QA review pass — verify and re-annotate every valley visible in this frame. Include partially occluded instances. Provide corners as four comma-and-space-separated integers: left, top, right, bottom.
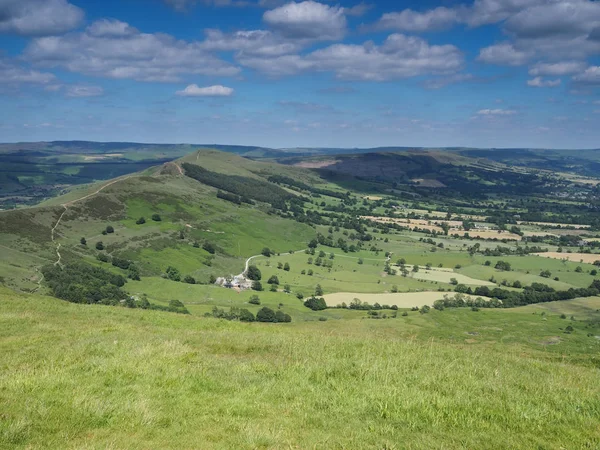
2, 145, 600, 448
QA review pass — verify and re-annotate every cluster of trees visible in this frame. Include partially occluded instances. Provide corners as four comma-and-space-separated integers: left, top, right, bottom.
433, 293, 502, 310
304, 296, 327, 311
332, 298, 400, 311
217, 190, 252, 205
208, 306, 291, 323
183, 163, 293, 208
267, 174, 349, 200
453, 282, 599, 308
42, 262, 127, 305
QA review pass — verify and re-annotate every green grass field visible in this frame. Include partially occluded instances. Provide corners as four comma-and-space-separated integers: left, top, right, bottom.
1, 288, 599, 449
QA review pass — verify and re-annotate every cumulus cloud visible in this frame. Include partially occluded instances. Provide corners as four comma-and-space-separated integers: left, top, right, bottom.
239, 34, 463, 80
0, 59, 55, 85
477, 42, 531, 66
176, 84, 234, 96
263, 1, 347, 40
376, 7, 459, 32
23, 19, 239, 82
573, 66, 600, 85
528, 61, 587, 76
527, 77, 561, 87
66, 85, 104, 97
200, 29, 302, 56
0, 0, 84, 36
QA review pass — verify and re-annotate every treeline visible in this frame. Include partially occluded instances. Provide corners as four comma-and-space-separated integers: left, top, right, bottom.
450, 282, 599, 308
268, 174, 349, 200
207, 306, 291, 323
183, 163, 293, 207
216, 190, 253, 205
42, 262, 127, 304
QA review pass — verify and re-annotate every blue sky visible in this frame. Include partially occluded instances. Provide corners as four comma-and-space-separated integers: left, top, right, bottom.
1, 0, 599, 148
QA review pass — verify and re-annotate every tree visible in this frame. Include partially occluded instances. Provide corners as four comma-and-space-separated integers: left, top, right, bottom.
267, 275, 280, 285
246, 265, 262, 281
304, 296, 327, 311
412, 265, 420, 273
391, 285, 398, 293
283, 284, 291, 293
136, 217, 146, 225
307, 269, 313, 276
315, 284, 323, 296
252, 280, 263, 291
249, 295, 261, 305
450, 278, 458, 285
358, 258, 364, 265
209, 274, 217, 284
540, 270, 552, 278
270, 283, 278, 292
80, 237, 87, 246
239, 309, 255, 322
283, 262, 290, 271
151, 213, 161, 222
495, 261, 511, 271
106, 225, 114, 234
308, 239, 318, 249
397, 258, 406, 266
96, 241, 104, 251
183, 275, 196, 284
256, 307, 276, 322
261, 247, 272, 257
575, 266, 583, 273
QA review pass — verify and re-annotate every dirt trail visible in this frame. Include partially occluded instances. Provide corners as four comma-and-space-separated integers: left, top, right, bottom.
47, 175, 134, 270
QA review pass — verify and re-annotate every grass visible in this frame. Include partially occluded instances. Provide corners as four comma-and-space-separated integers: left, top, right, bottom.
1, 288, 599, 449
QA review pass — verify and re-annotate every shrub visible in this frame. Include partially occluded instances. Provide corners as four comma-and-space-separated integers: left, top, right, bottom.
203, 242, 216, 254
402, 311, 408, 316
419, 305, 431, 314
296, 292, 304, 300
252, 280, 263, 291
256, 307, 276, 322
151, 214, 161, 222
540, 270, 552, 278
239, 309, 255, 322
96, 241, 104, 251
283, 284, 291, 293
307, 269, 313, 276
261, 247, 272, 257
80, 237, 86, 246
136, 217, 146, 225
267, 275, 279, 285
184, 275, 196, 284
283, 262, 290, 271
97, 253, 109, 263
275, 310, 292, 323
315, 284, 323, 296
249, 295, 261, 305
270, 283, 278, 292
106, 225, 114, 234
165, 266, 181, 282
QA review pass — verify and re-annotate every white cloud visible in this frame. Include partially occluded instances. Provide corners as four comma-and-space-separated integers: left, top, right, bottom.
0, 59, 55, 85
24, 20, 239, 82
527, 77, 561, 87
376, 7, 459, 32
0, 0, 84, 36
573, 66, 600, 85
239, 34, 463, 80
477, 42, 531, 66
477, 109, 517, 115
200, 29, 302, 56
529, 61, 587, 76
176, 84, 234, 96
66, 85, 104, 97
263, 1, 347, 40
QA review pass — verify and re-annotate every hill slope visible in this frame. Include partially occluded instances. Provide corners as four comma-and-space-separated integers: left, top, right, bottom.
1, 287, 599, 449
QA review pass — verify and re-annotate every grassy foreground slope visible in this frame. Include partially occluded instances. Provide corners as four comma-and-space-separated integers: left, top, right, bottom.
1, 288, 599, 449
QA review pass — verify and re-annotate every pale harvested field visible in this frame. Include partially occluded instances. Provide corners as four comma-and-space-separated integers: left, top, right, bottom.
518, 221, 590, 229
294, 160, 337, 169
406, 209, 487, 221
410, 271, 495, 286
324, 291, 473, 308
412, 178, 447, 188
363, 196, 383, 201
533, 252, 600, 264
464, 230, 521, 240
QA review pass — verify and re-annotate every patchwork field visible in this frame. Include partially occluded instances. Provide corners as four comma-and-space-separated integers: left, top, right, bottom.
534, 252, 600, 264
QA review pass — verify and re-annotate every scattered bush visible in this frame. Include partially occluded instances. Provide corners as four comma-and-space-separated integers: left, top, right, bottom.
136, 217, 146, 225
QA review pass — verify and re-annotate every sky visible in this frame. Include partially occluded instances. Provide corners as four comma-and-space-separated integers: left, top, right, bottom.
0, 0, 599, 149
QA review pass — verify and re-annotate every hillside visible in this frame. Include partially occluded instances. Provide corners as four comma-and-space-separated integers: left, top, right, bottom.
1, 287, 599, 449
